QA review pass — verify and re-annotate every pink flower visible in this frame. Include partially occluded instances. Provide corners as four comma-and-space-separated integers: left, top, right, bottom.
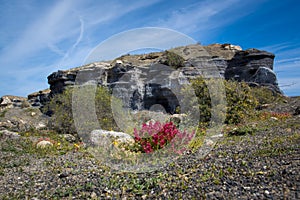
133, 121, 194, 154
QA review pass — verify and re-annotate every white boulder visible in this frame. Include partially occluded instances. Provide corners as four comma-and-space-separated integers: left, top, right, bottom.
90, 129, 134, 146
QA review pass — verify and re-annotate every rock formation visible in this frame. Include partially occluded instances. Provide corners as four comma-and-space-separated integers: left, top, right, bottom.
44, 44, 281, 114
0, 43, 282, 120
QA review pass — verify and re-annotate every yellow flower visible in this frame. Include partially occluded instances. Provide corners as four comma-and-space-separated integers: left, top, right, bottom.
113, 141, 118, 146
57, 142, 61, 146
74, 143, 80, 149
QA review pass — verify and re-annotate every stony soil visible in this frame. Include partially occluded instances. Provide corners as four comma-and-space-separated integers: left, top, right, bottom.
0, 98, 299, 199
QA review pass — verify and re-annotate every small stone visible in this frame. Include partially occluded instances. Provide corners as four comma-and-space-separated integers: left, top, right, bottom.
205, 139, 214, 146
91, 192, 97, 199
36, 122, 46, 129
244, 186, 251, 190
58, 173, 68, 178
61, 134, 77, 142
36, 140, 53, 148
270, 117, 278, 121
211, 134, 223, 138
263, 166, 267, 170
265, 190, 270, 195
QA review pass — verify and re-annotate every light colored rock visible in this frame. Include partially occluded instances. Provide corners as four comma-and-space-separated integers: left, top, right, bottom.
222, 44, 242, 51
205, 139, 215, 146
90, 129, 134, 146
0, 121, 13, 130
0, 96, 12, 106
211, 133, 223, 138
116, 60, 123, 64
35, 122, 47, 129
61, 134, 77, 142
0, 95, 28, 109
0, 130, 20, 139
270, 117, 278, 121
36, 140, 53, 148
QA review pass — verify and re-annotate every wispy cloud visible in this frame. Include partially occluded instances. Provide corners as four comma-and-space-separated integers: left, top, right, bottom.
277, 77, 300, 96
263, 42, 300, 96
0, 0, 162, 96
0, 0, 79, 66
152, 0, 268, 37
0, 0, 162, 67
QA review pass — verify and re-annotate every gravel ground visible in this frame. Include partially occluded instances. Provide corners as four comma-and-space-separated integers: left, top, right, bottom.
0, 112, 299, 199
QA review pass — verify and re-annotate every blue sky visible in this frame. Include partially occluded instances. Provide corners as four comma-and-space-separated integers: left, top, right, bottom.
0, 0, 299, 97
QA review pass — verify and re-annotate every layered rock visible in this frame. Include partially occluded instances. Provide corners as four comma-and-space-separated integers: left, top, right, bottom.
45, 44, 281, 113
27, 89, 51, 107
0, 95, 29, 110
224, 48, 279, 92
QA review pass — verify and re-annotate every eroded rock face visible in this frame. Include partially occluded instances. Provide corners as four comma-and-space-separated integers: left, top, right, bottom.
225, 49, 275, 82
45, 44, 281, 114
27, 89, 51, 107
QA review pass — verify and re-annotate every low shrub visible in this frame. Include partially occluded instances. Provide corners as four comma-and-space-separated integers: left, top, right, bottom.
250, 86, 284, 105
162, 50, 185, 69
224, 124, 258, 136
258, 111, 292, 121
133, 121, 194, 154
191, 77, 258, 125
43, 86, 120, 136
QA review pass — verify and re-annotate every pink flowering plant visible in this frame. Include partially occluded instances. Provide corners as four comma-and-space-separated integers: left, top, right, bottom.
133, 121, 195, 154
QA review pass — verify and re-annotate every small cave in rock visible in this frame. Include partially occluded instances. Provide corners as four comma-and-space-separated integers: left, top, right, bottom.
143, 84, 180, 114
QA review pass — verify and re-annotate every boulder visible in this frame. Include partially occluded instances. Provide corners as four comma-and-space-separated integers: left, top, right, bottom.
252, 67, 278, 85
60, 134, 77, 142
90, 129, 134, 146
36, 140, 53, 148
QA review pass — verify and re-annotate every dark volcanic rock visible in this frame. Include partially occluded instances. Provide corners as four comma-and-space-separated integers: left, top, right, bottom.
252, 67, 277, 85
45, 44, 281, 112
225, 48, 275, 82
27, 89, 51, 107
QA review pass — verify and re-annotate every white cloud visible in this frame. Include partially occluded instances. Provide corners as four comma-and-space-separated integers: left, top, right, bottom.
152, 0, 267, 37
0, 0, 163, 97
0, 0, 79, 66
0, 0, 162, 67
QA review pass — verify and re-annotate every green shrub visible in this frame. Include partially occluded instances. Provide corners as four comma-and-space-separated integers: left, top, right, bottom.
225, 124, 258, 136
43, 86, 121, 136
224, 80, 258, 124
191, 77, 258, 125
163, 50, 185, 69
250, 86, 284, 105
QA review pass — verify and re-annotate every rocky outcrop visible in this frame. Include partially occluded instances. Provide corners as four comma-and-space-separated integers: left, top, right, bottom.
27, 89, 51, 107
44, 44, 281, 113
0, 107, 48, 132
0, 95, 29, 110
225, 48, 275, 80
